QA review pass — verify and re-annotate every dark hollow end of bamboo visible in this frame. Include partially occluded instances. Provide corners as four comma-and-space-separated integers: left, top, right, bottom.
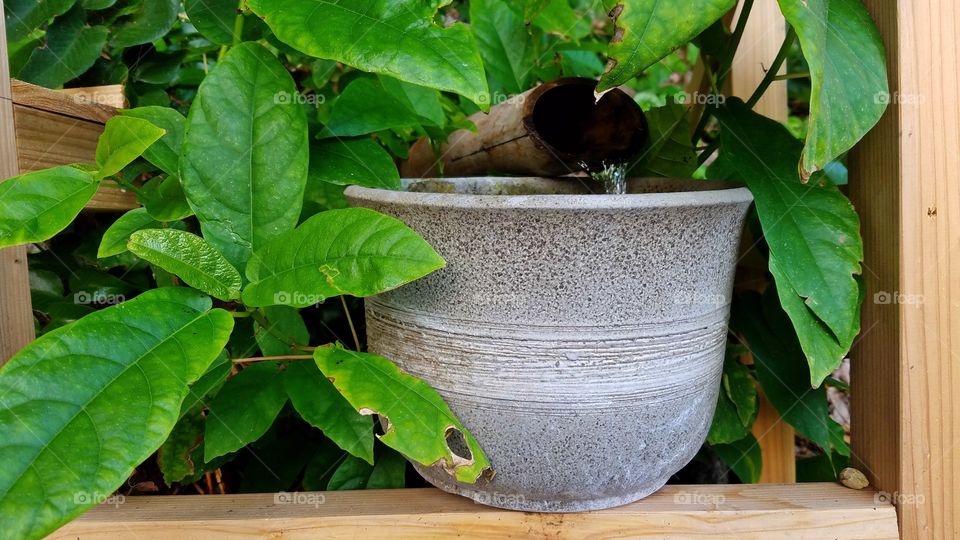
401, 78, 648, 178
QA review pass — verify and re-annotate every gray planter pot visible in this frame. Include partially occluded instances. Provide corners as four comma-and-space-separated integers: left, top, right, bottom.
345, 177, 752, 512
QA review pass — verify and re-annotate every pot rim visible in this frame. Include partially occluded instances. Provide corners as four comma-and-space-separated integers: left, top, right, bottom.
345, 177, 753, 210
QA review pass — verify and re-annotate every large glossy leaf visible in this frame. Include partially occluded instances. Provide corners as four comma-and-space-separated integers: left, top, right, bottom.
16, 5, 108, 88
712, 99, 862, 386
308, 138, 401, 191
314, 344, 492, 483
203, 362, 288, 461
128, 229, 242, 301
121, 106, 185, 178
4, 0, 75, 41
181, 42, 308, 270
97, 208, 161, 258
0, 165, 99, 248
284, 360, 374, 464
95, 116, 166, 179
598, 0, 735, 91
247, 0, 489, 105
470, 0, 535, 95
243, 208, 445, 308
778, 0, 888, 174
109, 0, 179, 47
0, 288, 233, 540
732, 289, 839, 458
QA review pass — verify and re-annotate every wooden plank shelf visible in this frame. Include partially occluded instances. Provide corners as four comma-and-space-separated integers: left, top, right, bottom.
49, 484, 898, 539
9, 79, 138, 212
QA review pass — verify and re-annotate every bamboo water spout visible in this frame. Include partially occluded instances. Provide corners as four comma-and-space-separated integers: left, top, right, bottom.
401, 78, 647, 178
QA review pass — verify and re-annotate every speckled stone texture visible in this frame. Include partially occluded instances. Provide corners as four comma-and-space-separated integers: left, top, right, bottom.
346, 178, 753, 512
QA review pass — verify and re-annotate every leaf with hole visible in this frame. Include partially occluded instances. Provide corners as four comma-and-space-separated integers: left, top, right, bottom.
0, 288, 233, 540
243, 208, 445, 308
314, 344, 491, 483
128, 229, 242, 301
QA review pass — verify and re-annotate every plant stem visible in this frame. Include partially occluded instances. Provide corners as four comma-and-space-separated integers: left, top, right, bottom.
774, 72, 809, 81
216, 0, 246, 62
232, 354, 313, 364
716, 0, 754, 91
340, 296, 361, 351
746, 27, 797, 108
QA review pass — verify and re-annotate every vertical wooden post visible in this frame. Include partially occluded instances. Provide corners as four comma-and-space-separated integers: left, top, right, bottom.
849, 1, 960, 538
0, 5, 37, 364
728, 0, 796, 484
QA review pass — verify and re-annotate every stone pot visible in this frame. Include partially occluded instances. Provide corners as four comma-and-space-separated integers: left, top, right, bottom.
345, 177, 753, 512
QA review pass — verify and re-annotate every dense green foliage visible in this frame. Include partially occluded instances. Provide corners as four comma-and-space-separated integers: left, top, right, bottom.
1, 0, 887, 536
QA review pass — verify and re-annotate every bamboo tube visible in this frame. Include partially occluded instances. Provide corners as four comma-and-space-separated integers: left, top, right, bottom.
402, 78, 647, 178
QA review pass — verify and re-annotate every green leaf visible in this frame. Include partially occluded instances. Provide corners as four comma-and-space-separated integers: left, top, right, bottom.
324, 446, 406, 490
302, 441, 348, 490
97, 208, 161, 258
284, 360, 374, 464
712, 98, 863, 386
109, 0, 179, 47
712, 433, 762, 483
248, 0, 489, 105
314, 344, 492, 483
158, 406, 205, 485
181, 42, 308, 270
95, 116, 166, 179
0, 288, 233, 540
322, 78, 429, 137
254, 306, 309, 357
732, 289, 841, 458
238, 430, 317, 493
183, 0, 233, 44
598, 0, 735, 91
630, 97, 697, 177
532, 0, 593, 41
179, 350, 231, 418
243, 208, 445, 308
706, 387, 749, 445
308, 138, 401, 191
4, 0, 75, 42
120, 106, 185, 178
0, 165, 99, 248
327, 454, 374, 490
777, 0, 888, 174
203, 362, 288, 461
15, 5, 108, 88
470, 0, 535, 95
723, 356, 757, 427
137, 175, 194, 221
367, 448, 407, 489
128, 229, 242, 301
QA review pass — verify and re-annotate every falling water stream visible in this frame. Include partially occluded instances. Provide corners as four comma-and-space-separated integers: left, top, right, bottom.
578, 160, 629, 195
